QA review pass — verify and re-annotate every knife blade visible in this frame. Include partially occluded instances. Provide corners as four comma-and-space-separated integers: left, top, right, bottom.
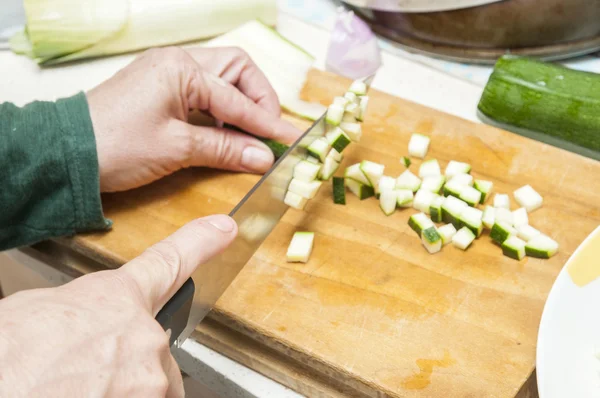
156, 75, 374, 347
342, 0, 504, 13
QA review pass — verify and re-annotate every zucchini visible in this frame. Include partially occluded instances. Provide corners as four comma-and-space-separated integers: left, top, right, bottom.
490, 221, 517, 244
400, 156, 411, 168
421, 175, 445, 194
396, 189, 414, 208
525, 235, 559, 258
502, 236, 526, 260
319, 157, 340, 181
413, 189, 439, 214
419, 159, 441, 178
326, 104, 345, 126
493, 193, 510, 209
408, 133, 430, 159
421, 226, 442, 254
284, 191, 307, 210
345, 178, 374, 200
516, 224, 541, 241
429, 196, 444, 223
345, 163, 371, 186
356, 96, 369, 122
408, 212, 434, 236
473, 180, 493, 204
445, 161, 471, 178
288, 178, 322, 199
307, 137, 331, 162
325, 128, 351, 153
437, 224, 457, 245
478, 55, 600, 160
379, 189, 397, 216
332, 177, 346, 205
293, 160, 321, 182
286, 232, 315, 263
459, 186, 482, 207
452, 227, 475, 250
512, 207, 529, 227
396, 170, 421, 192
514, 185, 543, 213
459, 206, 483, 237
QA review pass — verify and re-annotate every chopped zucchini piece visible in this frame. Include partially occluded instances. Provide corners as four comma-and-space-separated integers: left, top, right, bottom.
482, 206, 496, 229
525, 235, 559, 258
419, 159, 441, 178
348, 80, 367, 96
438, 224, 457, 245
408, 133, 430, 159
319, 157, 340, 181
396, 189, 414, 207
333, 96, 350, 108
413, 189, 439, 214
286, 232, 315, 263
284, 191, 308, 210
421, 226, 443, 254
421, 175, 446, 193
307, 137, 331, 162
444, 161, 471, 178
325, 127, 351, 153
356, 96, 369, 122
512, 207, 529, 227
502, 236, 527, 260
345, 163, 371, 186
333, 177, 346, 205
360, 161, 385, 193
305, 156, 320, 164
493, 193, 510, 209
443, 180, 466, 198
327, 148, 343, 162
459, 186, 483, 207
339, 122, 362, 142
408, 212, 434, 236
516, 224, 541, 241
345, 101, 359, 117
288, 178, 322, 199
344, 91, 358, 103
473, 179, 493, 204
490, 221, 517, 244
378, 176, 396, 198
514, 185, 543, 212
494, 207, 514, 225
379, 189, 397, 216
396, 170, 422, 192
441, 195, 468, 228
326, 104, 345, 126
342, 113, 357, 123
400, 156, 411, 168
345, 178, 374, 200
293, 160, 321, 182
452, 227, 476, 250
459, 206, 483, 237
429, 195, 444, 222
449, 173, 474, 186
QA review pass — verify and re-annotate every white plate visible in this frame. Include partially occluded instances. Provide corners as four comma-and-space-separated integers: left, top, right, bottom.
537, 226, 600, 398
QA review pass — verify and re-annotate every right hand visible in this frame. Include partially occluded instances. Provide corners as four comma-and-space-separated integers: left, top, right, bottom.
0, 214, 237, 397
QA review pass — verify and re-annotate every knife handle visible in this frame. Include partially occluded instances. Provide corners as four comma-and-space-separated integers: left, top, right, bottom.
155, 277, 195, 346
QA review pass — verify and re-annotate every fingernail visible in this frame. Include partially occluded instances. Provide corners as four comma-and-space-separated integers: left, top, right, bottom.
206, 215, 235, 233
241, 146, 273, 172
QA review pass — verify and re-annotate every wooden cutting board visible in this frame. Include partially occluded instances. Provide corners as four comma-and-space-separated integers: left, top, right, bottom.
61, 69, 600, 397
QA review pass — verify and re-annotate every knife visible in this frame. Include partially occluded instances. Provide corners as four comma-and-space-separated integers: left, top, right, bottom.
156, 75, 374, 347
341, 0, 504, 13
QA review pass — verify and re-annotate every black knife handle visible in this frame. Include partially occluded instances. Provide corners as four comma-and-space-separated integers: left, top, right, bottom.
155, 277, 195, 346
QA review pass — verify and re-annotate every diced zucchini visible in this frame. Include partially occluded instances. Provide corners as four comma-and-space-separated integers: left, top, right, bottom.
419, 159, 441, 178
356, 96, 369, 122
360, 161, 385, 193
379, 189, 397, 216
345, 101, 359, 116
493, 193, 510, 209
482, 206, 495, 229
396, 170, 422, 192
421, 175, 446, 193
449, 173, 474, 186
348, 80, 367, 96
514, 185, 543, 212
421, 226, 443, 254
400, 156, 411, 168
378, 176, 396, 198
438, 224, 457, 245
345, 163, 371, 186
516, 224, 541, 241
408, 212, 434, 236
326, 104, 345, 126
490, 221, 517, 244
413, 189, 439, 214
293, 160, 321, 182
342, 113, 357, 123
441, 195, 469, 228
444, 160, 471, 178
345, 178, 374, 200
459, 186, 483, 207
305, 155, 320, 164
452, 227, 476, 250
284, 191, 308, 210
396, 189, 414, 207
443, 180, 466, 198
319, 157, 340, 181
494, 207, 513, 225
325, 127, 351, 153
332, 96, 350, 108
473, 179, 493, 204
512, 207, 529, 227
429, 196, 444, 222
286, 232, 315, 263
459, 206, 483, 237
344, 91, 358, 103
501, 236, 526, 260
339, 122, 362, 142
307, 137, 331, 162
288, 178, 322, 199
408, 133, 430, 159
327, 148, 343, 162
332, 177, 345, 205
525, 235, 559, 258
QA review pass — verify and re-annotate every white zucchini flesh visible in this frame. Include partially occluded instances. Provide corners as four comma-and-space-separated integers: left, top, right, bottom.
396, 170, 422, 192
379, 189, 397, 216
516, 224, 541, 241
333, 96, 350, 107
421, 227, 442, 254
360, 161, 385, 192
437, 224, 457, 245
452, 227, 476, 250
342, 113, 357, 123
459, 206, 483, 237
356, 96, 369, 122
449, 173, 474, 186
284, 191, 308, 210
459, 186, 482, 207
482, 206, 496, 229
345, 163, 371, 186
344, 91, 358, 103
420, 176, 445, 193
514, 185, 543, 212
345, 102, 359, 115
512, 207, 529, 227
525, 235, 559, 258
378, 176, 396, 195
327, 147, 343, 162
348, 80, 367, 96
286, 232, 315, 263
419, 159, 441, 178
396, 189, 414, 207
502, 236, 527, 260
293, 160, 322, 182
444, 161, 471, 178
339, 122, 362, 142
319, 157, 339, 180
326, 104, 345, 126
413, 189, 439, 214
443, 180, 466, 197
307, 137, 331, 162
408, 212, 434, 236
494, 207, 514, 226
408, 133, 430, 159
473, 179, 493, 204
345, 178, 373, 200
288, 178, 322, 199
493, 193, 510, 209
305, 156, 320, 164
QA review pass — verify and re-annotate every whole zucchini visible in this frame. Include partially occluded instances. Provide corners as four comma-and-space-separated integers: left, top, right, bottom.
478, 55, 600, 159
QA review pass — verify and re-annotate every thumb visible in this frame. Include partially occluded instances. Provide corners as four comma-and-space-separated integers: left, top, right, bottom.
118, 215, 237, 314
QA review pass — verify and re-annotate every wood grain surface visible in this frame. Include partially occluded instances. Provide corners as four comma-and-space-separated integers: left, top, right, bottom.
60, 69, 600, 397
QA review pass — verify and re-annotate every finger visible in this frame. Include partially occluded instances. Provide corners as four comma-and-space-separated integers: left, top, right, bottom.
177, 120, 274, 173
164, 354, 184, 398
118, 215, 237, 314
186, 68, 302, 145
186, 47, 281, 116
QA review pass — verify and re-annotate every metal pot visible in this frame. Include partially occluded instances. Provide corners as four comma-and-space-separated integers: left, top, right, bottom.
343, 0, 600, 63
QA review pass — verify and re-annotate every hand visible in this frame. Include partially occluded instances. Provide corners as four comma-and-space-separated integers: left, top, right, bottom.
0, 214, 237, 397
87, 47, 302, 193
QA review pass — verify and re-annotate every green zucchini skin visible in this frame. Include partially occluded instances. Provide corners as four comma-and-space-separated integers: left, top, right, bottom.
224, 123, 289, 159
478, 55, 600, 155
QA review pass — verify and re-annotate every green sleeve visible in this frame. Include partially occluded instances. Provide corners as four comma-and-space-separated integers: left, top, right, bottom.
0, 92, 111, 251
